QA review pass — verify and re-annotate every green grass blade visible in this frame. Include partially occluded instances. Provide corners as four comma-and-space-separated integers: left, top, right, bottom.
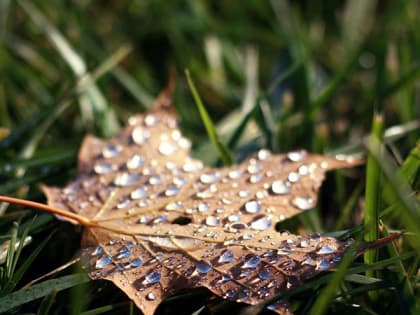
364, 113, 384, 275
185, 69, 233, 165
0, 273, 90, 313
37, 288, 57, 315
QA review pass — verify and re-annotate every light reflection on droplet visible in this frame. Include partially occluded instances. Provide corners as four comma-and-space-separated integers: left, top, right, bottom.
205, 215, 220, 227
244, 200, 261, 214
218, 250, 234, 263
96, 255, 112, 269
271, 180, 291, 195
131, 187, 148, 199
143, 270, 161, 284
114, 172, 140, 187
292, 196, 314, 210
250, 216, 272, 231
242, 254, 261, 269
195, 260, 212, 274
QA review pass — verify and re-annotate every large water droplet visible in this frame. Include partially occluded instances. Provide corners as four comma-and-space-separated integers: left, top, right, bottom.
102, 144, 122, 158
238, 190, 250, 198
287, 150, 307, 162
205, 215, 220, 227
316, 260, 330, 271
91, 246, 103, 256
242, 254, 261, 269
149, 175, 162, 185
182, 160, 203, 172
258, 268, 271, 280
143, 270, 161, 284
117, 248, 131, 259
292, 196, 314, 210
126, 154, 145, 169
228, 169, 243, 179
198, 203, 211, 212
96, 255, 112, 269
224, 289, 235, 299
114, 172, 140, 187
94, 162, 114, 174
117, 199, 131, 209
227, 214, 240, 222
165, 186, 180, 197
271, 180, 291, 195
131, 187, 148, 200
132, 126, 151, 145
144, 114, 157, 126
165, 201, 183, 211
244, 200, 261, 214
195, 261, 212, 274
288, 172, 300, 183
257, 149, 271, 160
250, 216, 272, 231
200, 172, 220, 184
317, 245, 336, 254
173, 177, 187, 187
247, 162, 262, 174
218, 250, 234, 263
158, 142, 178, 156
130, 258, 143, 268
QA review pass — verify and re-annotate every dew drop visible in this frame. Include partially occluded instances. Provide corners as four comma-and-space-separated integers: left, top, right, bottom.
250, 216, 272, 231
258, 268, 271, 280
149, 175, 162, 185
96, 255, 112, 269
165, 201, 183, 211
302, 257, 313, 265
316, 260, 330, 271
117, 199, 131, 209
173, 177, 187, 187
117, 248, 131, 259
158, 141, 178, 156
132, 126, 151, 145
143, 270, 161, 284
238, 190, 251, 198
244, 200, 261, 214
218, 250, 234, 263
131, 187, 148, 199
102, 144, 122, 158
200, 172, 220, 184
146, 292, 156, 301
242, 254, 261, 269
317, 245, 336, 254
228, 169, 243, 179
195, 260, 212, 274
198, 203, 211, 212
257, 149, 271, 160
300, 240, 310, 248
247, 162, 262, 174
205, 215, 220, 227
114, 172, 140, 187
165, 186, 180, 197
94, 162, 114, 174
144, 114, 157, 126
227, 214, 240, 222
298, 164, 309, 175
91, 246, 103, 256
242, 233, 253, 240
271, 180, 291, 195
182, 160, 203, 172
152, 216, 167, 224
127, 154, 145, 169
287, 171, 300, 183
287, 150, 307, 162
249, 173, 263, 183
224, 289, 235, 299
292, 196, 314, 210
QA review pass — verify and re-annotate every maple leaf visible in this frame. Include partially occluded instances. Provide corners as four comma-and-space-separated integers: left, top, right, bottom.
0, 87, 398, 315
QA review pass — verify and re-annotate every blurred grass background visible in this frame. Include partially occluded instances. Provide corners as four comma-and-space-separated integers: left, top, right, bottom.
0, 1, 419, 314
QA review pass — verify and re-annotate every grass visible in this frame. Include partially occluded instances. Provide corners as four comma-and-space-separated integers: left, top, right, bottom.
0, 1, 419, 314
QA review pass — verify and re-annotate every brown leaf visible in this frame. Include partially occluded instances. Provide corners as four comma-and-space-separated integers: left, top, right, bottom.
38, 88, 381, 315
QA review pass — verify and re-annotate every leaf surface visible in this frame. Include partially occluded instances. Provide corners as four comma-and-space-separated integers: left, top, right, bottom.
40, 88, 376, 315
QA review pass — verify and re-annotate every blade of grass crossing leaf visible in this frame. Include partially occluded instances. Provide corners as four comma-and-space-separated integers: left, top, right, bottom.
0, 274, 90, 313
37, 289, 57, 315
185, 69, 233, 165
308, 242, 358, 315
364, 113, 384, 278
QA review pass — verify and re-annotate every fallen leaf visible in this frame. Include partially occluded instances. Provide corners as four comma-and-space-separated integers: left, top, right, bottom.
0, 86, 397, 314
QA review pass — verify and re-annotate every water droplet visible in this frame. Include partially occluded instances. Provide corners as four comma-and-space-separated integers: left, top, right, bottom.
96, 255, 112, 269
302, 257, 313, 265
238, 190, 250, 198
247, 162, 262, 174
198, 203, 211, 212
195, 261, 212, 274
117, 248, 131, 259
165, 201, 183, 211
287, 150, 307, 162
200, 172, 220, 184
317, 245, 336, 254
249, 173, 263, 183
236, 290, 249, 302
102, 144, 122, 158
131, 187, 148, 199
114, 172, 140, 187
146, 292, 156, 300
292, 196, 314, 210
143, 270, 161, 284
224, 289, 235, 299
271, 180, 291, 195
257, 149, 271, 160
250, 216, 272, 231
144, 114, 157, 126
94, 162, 114, 174
287, 172, 300, 183
149, 175, 162, 185
300, 240, 310, 248
126, 241, 136, 248
158, 142, 178, 156
117, 199, 131, 209
91, 246, 103, 256
165, 186, 180, 197
244, 200, 261, 214
242, 233, 253, 240
316, 260, 330, 270
173, 177, 187, 187
205, 215, 220, 227
228, 169, 243, 179
298, 164, 309, 175
132, 127, 151, 145
258, 268, 271, 280
242, 254, 261, 269
227, 222, 248, 233
218, 250, 234, 263
127, 154, 145, 169
182, 160, 203, 172
227, 214, 240, 222
152, 216, 167, 224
